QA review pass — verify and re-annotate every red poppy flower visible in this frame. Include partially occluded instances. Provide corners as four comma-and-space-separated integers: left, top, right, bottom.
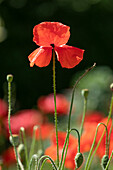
28, 22, 84, 68
45, 131, 77, 170
37, 93, 70, 115
0, 99, 8, 118
4, 109, 43, 135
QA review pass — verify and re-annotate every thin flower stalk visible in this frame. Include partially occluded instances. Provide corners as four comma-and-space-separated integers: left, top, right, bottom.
29, 126, 38, 161
61, 128, 80, 170
29, 154, 38, 170
20, 127, 29, 169
59, 63, 96, 169
108, 119, 113, 154
105, 151, 113, 170
85, 123, 108, 170
37, 155, 57, 170
53, 48, 59, 167
86, 93, 113, 169
80, 90, 88, 137
7, 75, 20, 170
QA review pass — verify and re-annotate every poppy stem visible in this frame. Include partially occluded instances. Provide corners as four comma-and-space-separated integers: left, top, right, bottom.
84, 123, 108, 170
86, 92, 113, 169
52, 49, 59, 167
29, 125, 38, 161
80, 89, 89, 137
7, 74, 20, 170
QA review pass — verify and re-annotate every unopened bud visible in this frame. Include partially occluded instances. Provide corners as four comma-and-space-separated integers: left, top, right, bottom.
110, 83, 113, 92
81, 89, 89, 100
7, 74, 13, 82
75, 152, 83, 168
37, 149, 44, 157
101, 155, 109, 170
9, 134, 19, 147
17, 144, 25, 157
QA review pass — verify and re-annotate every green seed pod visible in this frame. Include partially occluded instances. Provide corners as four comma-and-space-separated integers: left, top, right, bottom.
101, 155, 109, 170
9, 134, 19, 147
81, 89, 89, 100
7, 74, 13, 82
75, 152, 83, 168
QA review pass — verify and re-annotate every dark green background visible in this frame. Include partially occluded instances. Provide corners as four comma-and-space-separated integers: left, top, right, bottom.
0, 0, 113, 109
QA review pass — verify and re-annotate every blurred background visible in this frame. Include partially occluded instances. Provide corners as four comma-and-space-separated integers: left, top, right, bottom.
0, 0, 113, 110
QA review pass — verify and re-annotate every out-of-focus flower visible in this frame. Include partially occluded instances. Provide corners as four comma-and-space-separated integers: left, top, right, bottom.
2, 147, 16, 167
80, 122, 97, 153
37, 94, 70, 115
28, 22, 84, 68
29, 123, 54, 140
4, 109, 43, 135
45, 131, 77, 170
83, 111, 104, 124
96, 117, 112, 158
0, 99, 8, 118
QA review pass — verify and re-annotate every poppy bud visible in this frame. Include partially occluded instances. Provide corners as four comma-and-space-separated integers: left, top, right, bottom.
17, 144, 25, 160
110, 83, 113, 92
81, 89, 89, 100
101, 155, 109, 170
7, 74, 13, 82
75, 152, 83, 168
37, 149, 44, 157
9, 134, 19, 147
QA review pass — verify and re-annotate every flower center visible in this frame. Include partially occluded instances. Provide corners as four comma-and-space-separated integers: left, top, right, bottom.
50, 44, 55, 48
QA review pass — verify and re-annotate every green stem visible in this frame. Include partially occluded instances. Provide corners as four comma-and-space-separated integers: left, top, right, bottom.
59, 63, 96, 170
29, 126, 38, 161
29, 154, 38, 170
37, 155, 57, 170
53, 49, 59, 167
40, 158, 48, 170
108, 119, 113, 155
85, 123, 108, 170
80, 97, 87, 137
59, 132, 69, 170
70, 128, 80, 153
86, 93, 113, 169
20, 127, 29, 169
61, 129, 80, 170
7, 75, 20, 170
105, 151, 113, 170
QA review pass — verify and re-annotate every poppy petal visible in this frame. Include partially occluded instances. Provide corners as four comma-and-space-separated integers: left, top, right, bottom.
55, 45, 84, 68
33, 22, 70, 47
28, 46, 52, 67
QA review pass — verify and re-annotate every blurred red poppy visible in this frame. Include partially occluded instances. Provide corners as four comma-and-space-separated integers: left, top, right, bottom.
28, 22, 84, 68
4, 109, 43, 135
2, 147, 16, 167
80, 122, 97, 153
96, 117, 113, 158
83, 111, 104, 124
37, 93, 70, 115
29, 123, 54, 140
45, 131, 77, 170
0, 99, 8, 118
